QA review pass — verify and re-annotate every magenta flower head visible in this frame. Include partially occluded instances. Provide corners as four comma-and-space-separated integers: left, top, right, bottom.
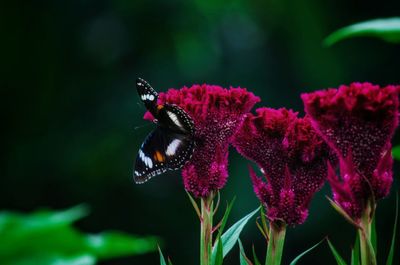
233, 108, 332, 226
302, 83, 399, 220
144, 84, 260, 197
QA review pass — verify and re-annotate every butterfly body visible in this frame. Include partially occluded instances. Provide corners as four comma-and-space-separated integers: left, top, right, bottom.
134, 78, 195, 184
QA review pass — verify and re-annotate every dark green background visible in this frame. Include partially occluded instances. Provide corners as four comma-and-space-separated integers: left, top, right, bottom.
1, 1, 399, 264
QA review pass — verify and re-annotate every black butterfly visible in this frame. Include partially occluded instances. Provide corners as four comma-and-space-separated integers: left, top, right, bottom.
133, 78, 196, 184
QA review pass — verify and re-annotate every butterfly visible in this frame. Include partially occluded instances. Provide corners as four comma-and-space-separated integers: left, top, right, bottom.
133, 78, 196, 184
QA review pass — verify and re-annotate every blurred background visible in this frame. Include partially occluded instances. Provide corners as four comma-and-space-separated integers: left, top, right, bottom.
1, 0, 400, 264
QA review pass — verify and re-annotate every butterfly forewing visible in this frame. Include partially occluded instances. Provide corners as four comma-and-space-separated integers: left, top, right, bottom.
159, 104, 195, 134
136, 78, 158, 116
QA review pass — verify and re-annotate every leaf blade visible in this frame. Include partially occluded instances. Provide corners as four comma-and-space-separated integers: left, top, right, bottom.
370, 216, 377, 255
351, 232, 360, 265
238, 239, 253, 265
213, 236, 223, 265
211, 207, 260, 263
327, 239, 348, 265
324, 17, 400, 46
386, 194, 398, 265
158, 247, 167, 265
252, 245, 261, 265
216, 197, 236, 240
289, 239, 323, 265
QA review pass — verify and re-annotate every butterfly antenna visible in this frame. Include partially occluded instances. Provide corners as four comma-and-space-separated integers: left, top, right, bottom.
136, 101, 146, 110
133, 122, 153, 131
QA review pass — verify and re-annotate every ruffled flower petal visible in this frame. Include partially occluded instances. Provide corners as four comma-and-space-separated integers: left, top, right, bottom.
233, 108, 332, 225
302, 82, 399, 219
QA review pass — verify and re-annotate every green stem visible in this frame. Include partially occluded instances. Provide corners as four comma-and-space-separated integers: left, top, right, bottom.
358, 202, 376, 265
265, 221, 286, 265
200, 192, 214, 265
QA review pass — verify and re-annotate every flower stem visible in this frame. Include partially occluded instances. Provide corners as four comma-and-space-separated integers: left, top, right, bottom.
358, 201, 376, 265
265, 221, 286, 265
200, 192, 214, 265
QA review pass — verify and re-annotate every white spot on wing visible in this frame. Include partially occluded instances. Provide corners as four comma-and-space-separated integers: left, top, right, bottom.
167, 111, 183, 128
139, 150, 153, 168
147, 157, 153, 168
166, 139, 182, 156
141, 94, 155, 101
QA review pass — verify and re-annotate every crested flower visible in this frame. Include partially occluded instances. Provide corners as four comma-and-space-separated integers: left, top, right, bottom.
233, 108, 332, 225
302, 82, 399, 220
145, 84, 260, 197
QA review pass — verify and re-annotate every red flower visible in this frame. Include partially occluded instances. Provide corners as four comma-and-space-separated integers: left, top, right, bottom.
233, 108, 332, 225
302, 83, 399, 219
145, 84, 260, 197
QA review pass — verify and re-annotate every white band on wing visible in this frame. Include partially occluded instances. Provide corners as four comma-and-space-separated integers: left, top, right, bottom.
166, 139, 182, 156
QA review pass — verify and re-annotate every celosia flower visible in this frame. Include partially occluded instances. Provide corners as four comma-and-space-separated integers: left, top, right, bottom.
145, 84, 260, 197
302, 82, 399, 220
233, 108, 332, 225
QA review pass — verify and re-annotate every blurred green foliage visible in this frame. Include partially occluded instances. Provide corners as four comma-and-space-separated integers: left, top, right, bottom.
392, 146, 400, 161
0, 205, 158, 265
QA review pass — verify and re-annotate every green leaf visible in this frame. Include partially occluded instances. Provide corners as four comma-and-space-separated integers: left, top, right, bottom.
238, 239, 252, 265
211, 207, 260, 264
351, 233, 360, 265
289, 239, 323, 265
370, 216, 377, 255
213, 236, 223, 265
327, 239, 348, 265
386, 194, 398, 265
252, 245, 261, 265
186, 191, 201, 219
85, 231, 159, 258
158, 247, 167, 265
392, 145, 400, 161
2, 254, 96, 265
0, 204, 89, 235
51, 255, 96, 265
255, 206, 269, 242
216, 197, 236, 240
324, 17, 400, 46
259, 206, 269, 240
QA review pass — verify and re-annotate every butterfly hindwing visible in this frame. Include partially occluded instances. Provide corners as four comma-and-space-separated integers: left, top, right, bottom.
134, 126, 195, 184
134, 128, 167, 184
163, 131, 195, 170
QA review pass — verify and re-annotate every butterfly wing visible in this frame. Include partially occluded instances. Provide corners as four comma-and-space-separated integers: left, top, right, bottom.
158, 104, 195, 135
134, 127, 195, 184
136, 78, 158, 115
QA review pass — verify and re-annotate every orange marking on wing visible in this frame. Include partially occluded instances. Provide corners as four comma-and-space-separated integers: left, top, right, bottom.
157, 105, 164, 110
154, 150, 165, 162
